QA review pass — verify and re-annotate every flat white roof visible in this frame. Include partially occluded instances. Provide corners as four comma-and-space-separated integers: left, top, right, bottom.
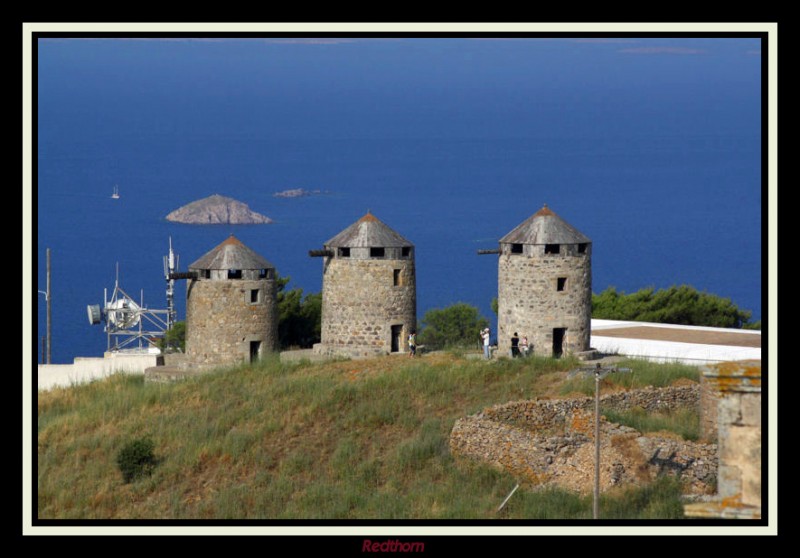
590, 319, 762, 365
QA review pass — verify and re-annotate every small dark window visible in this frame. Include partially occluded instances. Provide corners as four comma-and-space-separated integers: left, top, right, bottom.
370, 247, 385, 258
511, 243, 523, 254
393, 269, 401, 286
557, 278, 567, 292
339, 247, 350, 258
578, 243, 587, 254
202, 270, 211, 279
250, 289, 259, 303
402, 247, 411, 257
545, 244, 560, 255
228, 269, 242, 279
259, 268, 273, 279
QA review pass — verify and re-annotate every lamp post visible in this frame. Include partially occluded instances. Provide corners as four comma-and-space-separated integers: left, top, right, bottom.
38, 248, 51, 364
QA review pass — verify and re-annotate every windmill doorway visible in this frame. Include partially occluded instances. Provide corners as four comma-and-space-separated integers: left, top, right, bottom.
391, 325, 403, 353
553, 328, 565, 358
250, 341, 261, 363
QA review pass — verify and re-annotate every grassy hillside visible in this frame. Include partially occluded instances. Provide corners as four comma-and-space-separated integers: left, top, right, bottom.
37, 352, 699, 520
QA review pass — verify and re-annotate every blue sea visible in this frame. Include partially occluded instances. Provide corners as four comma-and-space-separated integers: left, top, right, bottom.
33, 37, 763, 364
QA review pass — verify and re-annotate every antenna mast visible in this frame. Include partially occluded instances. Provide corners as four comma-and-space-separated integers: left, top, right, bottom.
164, 237, 178, 330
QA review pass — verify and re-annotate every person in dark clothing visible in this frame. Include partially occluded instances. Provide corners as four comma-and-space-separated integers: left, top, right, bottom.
511, 332, 520, 357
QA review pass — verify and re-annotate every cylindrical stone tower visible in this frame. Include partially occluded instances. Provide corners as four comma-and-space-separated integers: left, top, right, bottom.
185, 235, 278, 366
495, 205, 592, 357
310, 212, 416, 358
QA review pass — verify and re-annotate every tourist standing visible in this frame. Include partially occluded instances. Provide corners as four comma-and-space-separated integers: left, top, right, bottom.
511, 332, 520, 358
408, 330, 417, 358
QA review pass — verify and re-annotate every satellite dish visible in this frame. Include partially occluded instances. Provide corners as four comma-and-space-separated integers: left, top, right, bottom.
87, 304, 102, 325
107, 297, 141, 330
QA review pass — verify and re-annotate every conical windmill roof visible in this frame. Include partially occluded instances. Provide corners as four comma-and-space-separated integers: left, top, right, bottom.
325, 212, 413, 248
189, 235, 275, 270
499, 205, 591, 245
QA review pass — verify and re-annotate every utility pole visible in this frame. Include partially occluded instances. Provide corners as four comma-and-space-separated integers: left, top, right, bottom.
569, 362, 631, 520
594, 366, 601, 520
38, 248, 51, 364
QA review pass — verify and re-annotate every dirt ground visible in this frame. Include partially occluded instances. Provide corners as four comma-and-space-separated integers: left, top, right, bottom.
592, 326, 761, 348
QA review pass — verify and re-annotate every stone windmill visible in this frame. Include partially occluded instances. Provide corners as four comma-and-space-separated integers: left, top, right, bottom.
310, 212, 416, 358
480, 205, 592, 358
184, 235, 279, 366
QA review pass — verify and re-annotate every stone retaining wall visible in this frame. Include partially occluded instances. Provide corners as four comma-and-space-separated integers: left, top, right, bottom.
450, 384, 717, 494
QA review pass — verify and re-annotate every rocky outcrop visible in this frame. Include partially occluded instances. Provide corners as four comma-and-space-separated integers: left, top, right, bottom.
273, 188, 329, 198
166, 194, 272, 224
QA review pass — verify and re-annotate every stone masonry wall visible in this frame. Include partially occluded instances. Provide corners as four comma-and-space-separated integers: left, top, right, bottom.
699, 373, 721, 442
185, 277, 278, 366
450, 384, 717, 494
497, 251, 591, 357
318, 257, 416, 357
684, 361, 761, 519
703, 361, 762, 509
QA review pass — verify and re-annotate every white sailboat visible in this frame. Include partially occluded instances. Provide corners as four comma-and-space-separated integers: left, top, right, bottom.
111, 185, 120, 199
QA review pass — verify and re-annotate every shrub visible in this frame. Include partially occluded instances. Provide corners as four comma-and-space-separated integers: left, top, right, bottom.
158, 321, 186, 353
418, 302, 490, 350
277, 275, 322, 348
116, 437, 157, 483
592, 285, 756, 329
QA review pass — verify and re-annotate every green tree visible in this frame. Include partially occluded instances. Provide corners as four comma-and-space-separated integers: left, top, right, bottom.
277, 275, 322, 348
592, 285, 757, 329
418, 302, 490, 350
158, 321, 186, 353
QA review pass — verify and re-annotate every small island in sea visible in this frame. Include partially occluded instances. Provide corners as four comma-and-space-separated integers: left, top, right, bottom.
165, 194, 273, 225
273, 188, 330, 198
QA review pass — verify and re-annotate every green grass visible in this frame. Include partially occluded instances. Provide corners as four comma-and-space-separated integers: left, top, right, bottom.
558, 358, 700, 397
501, 477, 685, 520
603, 407, 701, 441
37, 352, 692, 520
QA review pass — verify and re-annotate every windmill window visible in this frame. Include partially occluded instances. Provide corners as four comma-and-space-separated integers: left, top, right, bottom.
402, 247, 411, 257
259, 269, 273, 279
557, 277, 567, 292
250, 289, 260, 303
228, 269, 243, 279
578, 243, 587, 254
338, 247, 350, 258
370, 247, 385, 258
511, 243, 523, 254
393, 269, 402, 286
545, 244, 560, 255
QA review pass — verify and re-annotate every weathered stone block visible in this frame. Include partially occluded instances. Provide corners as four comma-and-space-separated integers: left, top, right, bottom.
740, 393, 761, 427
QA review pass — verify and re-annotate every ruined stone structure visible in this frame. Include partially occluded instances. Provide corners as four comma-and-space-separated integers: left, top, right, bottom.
685, 361, 762, 519
449, 384, 718, 495
487, 205, 592, 357
310, 212, 416, 358
184, 235, 278, 367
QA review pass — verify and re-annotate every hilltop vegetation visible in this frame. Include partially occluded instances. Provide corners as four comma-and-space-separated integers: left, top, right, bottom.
37, 353, 699, 520
592, 285, 760, 329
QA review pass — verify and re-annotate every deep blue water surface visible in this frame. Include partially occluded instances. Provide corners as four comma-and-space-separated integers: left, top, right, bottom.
34, 38, 763, 363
